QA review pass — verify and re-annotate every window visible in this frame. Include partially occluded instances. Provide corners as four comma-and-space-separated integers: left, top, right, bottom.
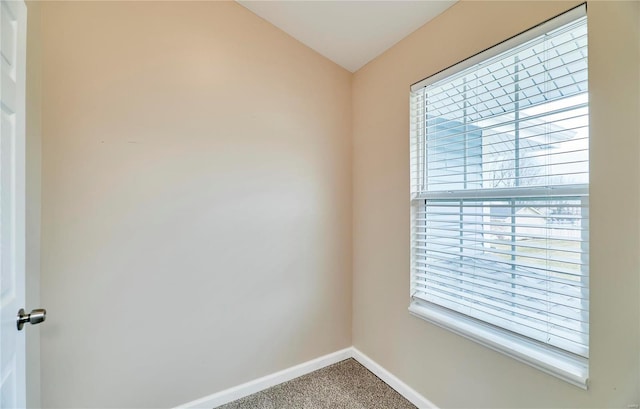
409, 5, 589, 387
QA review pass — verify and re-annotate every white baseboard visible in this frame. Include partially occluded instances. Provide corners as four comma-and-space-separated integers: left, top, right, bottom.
176, 348, 352, 409
175, 346, 437, 409
350, 347, 438, 409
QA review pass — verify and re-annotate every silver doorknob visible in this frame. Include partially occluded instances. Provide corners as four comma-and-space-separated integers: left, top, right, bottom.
17, 308, 46, 331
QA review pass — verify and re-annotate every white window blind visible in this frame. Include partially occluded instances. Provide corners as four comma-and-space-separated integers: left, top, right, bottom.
410, 6, 589, 367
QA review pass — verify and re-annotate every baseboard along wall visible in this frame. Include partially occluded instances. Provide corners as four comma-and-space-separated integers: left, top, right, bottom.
175, 347, 437, 409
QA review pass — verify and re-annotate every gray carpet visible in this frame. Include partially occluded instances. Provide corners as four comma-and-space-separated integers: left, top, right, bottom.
216, 358, 416, 409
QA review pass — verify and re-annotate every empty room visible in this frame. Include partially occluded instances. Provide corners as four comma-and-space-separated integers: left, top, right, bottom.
0, 0, 638, 408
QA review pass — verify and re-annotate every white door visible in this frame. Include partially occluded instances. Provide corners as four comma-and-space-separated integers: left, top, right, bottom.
0, 0, 27, 407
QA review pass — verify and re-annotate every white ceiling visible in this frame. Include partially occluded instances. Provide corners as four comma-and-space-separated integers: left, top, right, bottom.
237, 1, 457, 73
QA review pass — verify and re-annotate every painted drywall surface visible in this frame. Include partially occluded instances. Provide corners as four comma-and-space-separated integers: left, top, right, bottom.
40, 1, 352, 407
25, 1, 42, 408
352, 1, 639, 407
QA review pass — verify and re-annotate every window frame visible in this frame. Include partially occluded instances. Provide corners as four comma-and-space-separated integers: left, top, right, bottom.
408, 4, 589, 388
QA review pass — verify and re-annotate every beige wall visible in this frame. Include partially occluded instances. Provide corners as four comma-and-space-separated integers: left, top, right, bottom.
39, 1, 352, 407
352, 1, 640, 408
25, 1, 42, 408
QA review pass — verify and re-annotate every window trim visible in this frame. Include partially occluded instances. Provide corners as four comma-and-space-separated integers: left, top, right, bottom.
408, 4, 589, 388
409, 301, 589, 389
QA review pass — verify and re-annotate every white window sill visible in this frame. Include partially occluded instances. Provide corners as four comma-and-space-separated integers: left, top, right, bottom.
408, 300, 589, 389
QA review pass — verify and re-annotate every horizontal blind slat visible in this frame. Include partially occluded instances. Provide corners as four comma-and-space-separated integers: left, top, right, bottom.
413, 243, 586, 269
424, 119, 588, 157
412, 274, 588, 329
413, 227, 587, 244
412, 270, 588, 312
413, 259, 589, 292
413, 234, 586, 255
415, 218, 587, 232
424, 30, 588, 104
427, 77, 588, 123
413, 244, 585, 277
411, 287, 589, 345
